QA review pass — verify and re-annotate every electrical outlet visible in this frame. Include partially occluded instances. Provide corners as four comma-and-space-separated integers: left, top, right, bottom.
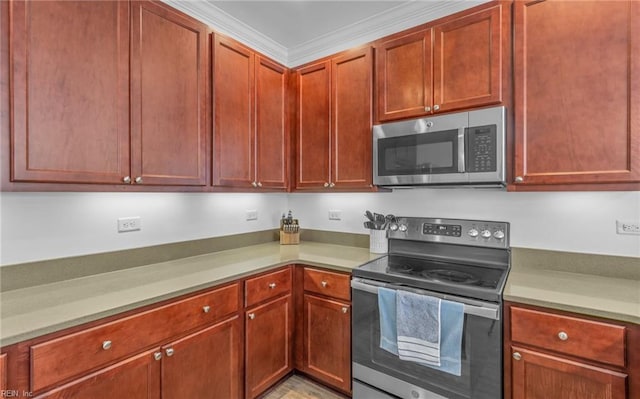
118, 217, 141, 232
328, 210, 342, 220
246, 210, 258, 221
616, 220, 640, 235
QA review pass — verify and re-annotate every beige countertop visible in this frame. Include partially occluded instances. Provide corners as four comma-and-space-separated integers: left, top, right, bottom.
0, 241, 381, 347
504, 248, 640, 324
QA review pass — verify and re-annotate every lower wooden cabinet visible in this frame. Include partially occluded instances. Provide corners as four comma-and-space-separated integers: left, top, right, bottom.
303, 294, 351, 393
0, 353, 7, 393
245, 294, 293, 399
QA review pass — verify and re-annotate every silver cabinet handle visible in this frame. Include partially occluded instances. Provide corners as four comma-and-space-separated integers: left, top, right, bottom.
134, 176, 143, 184
248, 313, 256, 320
424, 106, 431, 112
558, 331, 568, 341
257, 182, 262, 187
268, 283, 276, 289
123, 176, 131, 184
323, 182, 329, 187
433, 104, 440, 111
329, 182, 335, 188
321, 281, 328, 288
342, 307, 348, 314
251, 181, 258, 187
515, 176, 524, 183
102, 340, 112, 350
512, 352, 522, 361
154, 352, 162, 361
202, 305, 211, 313
165, 348, 174, 357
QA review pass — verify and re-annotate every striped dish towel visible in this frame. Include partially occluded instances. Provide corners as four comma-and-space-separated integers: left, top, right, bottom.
396, 290, 441, 366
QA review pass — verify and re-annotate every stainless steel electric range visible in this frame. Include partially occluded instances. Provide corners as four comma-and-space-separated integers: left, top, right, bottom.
351, 217, 510, 399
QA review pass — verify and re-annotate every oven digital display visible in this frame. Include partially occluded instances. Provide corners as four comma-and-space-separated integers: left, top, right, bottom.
422, 223, 462, 237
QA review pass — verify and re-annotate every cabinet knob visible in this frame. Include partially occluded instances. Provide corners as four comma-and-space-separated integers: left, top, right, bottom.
268, 283, 276, 289
512, 352, 522, 361
329, 182, 335, 188
134, 176, 143, 184
515, 176, 524, 183
251, 181, 258, 187
257, 182, 263, 187
102, 340, 112, 350
342, 307, 348, 314
323, 182, 329, 188
321, 281, 328, 288
202, 305, 211, 313
558, 331, 569, 341
433, 104, 440, 111
165, 348, 174, 357
248, 313, 255, 320
123, 176, 131, 184
424, 106, 431, 112
154, 352, 162, 361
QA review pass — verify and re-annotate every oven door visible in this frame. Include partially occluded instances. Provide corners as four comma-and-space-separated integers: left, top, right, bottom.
351, 278, 502, 399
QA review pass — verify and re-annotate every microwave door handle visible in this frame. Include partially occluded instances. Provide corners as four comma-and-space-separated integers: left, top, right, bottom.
458, 128, 466, 173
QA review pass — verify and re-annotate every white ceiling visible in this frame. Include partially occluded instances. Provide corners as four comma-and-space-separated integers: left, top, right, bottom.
164, 0, 487, 67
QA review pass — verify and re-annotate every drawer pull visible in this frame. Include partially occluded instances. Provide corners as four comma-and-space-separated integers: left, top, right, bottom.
102, 340, 112, 350
558, 331, 569, 341
154, 352, 162, 361
202, 305, 211, 313
165, 348, 174, 357
321, 281, 328, 288
248, 313, 256, 320
342, 307, 348, 314
268, 283, 276, 289
512, 352, 522, 361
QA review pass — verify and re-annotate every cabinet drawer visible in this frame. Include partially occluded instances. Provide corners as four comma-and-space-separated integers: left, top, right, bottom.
303, 268, 350, 301
31, 283, 239, 392
245, 267, 292, 307
510, 306, 626, 367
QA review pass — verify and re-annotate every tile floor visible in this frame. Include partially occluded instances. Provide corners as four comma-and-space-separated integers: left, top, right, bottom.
260, 375, 349, 399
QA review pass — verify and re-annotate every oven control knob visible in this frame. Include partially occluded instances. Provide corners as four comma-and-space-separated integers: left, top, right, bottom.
493, 230, 505, 240
389, 223, 399, 231
398, 224, 408, 232
468, 228, 479, 238
481, 229, 492, 239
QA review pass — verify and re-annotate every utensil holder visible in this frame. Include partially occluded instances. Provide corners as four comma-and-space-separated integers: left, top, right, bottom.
369, 229, 388, 254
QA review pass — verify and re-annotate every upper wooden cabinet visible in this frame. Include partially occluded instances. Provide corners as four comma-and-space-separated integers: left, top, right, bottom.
7, 0, 207, 187
375, 1, 508, 122
213, 36, 288, 190
512, 0, 640, 189
295, 46, 373, 190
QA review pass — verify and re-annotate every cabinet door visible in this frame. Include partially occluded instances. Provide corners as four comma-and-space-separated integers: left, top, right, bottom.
131, 1, 207, 186
9, 1, 130, 184
375, 30, 432, 122
255, 56, 288, 189
295, 61, 331, 189
510, 346, 627, 399
303, 294, 351, 393
162, 316, 242, 399
513, 0, 640, 186
213, 36, 255, 188
34, 349, 160, 399
245, 295, 293, 399
0, 353, 5, 393
433, 3, 504, 113
331, 47, 373, 189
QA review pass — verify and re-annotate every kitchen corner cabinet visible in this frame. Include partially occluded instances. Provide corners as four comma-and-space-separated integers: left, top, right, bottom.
7, 0, 207, 187
300, 267, 352, 394
375, 1, 507, 122
213, 35, 289, 190
244, 268, 293, 399
512, 0, 640, 189
294, 46, 373, 190
504, 302, 639, 399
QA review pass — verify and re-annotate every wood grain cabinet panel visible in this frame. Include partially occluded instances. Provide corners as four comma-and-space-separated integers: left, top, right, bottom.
245, 267, 292, 308
513, 0, 640, 187
8, 1, 131, 184
213, 36, 288, 190
0, 353, 6, 393
303, 267, 351, 301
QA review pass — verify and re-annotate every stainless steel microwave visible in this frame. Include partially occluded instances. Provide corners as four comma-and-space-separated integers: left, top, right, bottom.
373, 106, 506, 187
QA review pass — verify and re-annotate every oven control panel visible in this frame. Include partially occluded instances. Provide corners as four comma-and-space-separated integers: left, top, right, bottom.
389, 217, 509, 249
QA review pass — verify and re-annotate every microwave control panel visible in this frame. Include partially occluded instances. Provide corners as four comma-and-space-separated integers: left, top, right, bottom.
466, 125, 497, 173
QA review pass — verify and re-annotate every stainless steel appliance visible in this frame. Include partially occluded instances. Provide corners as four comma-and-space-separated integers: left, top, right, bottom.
351, 217, 510, 399
373, 106, 506, 187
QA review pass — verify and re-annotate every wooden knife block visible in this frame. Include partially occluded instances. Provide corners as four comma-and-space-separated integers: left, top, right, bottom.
280, 231, 300, 245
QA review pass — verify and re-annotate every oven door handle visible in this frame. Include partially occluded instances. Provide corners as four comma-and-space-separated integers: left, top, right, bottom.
351, 278, 500, 320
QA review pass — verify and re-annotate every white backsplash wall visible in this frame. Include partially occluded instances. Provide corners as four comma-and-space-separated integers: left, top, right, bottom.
288, 190, 640, 258
0, 192, 288, 265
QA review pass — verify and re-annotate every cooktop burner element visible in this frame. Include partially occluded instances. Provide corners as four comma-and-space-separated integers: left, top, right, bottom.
353, 217, 511, 302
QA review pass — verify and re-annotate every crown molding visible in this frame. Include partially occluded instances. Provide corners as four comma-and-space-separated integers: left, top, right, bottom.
162, 1, 489, 68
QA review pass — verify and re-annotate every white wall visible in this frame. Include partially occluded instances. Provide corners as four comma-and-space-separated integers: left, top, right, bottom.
289, 190, 640, 258
1, 190, 639, 265
0, 192, 288, 265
